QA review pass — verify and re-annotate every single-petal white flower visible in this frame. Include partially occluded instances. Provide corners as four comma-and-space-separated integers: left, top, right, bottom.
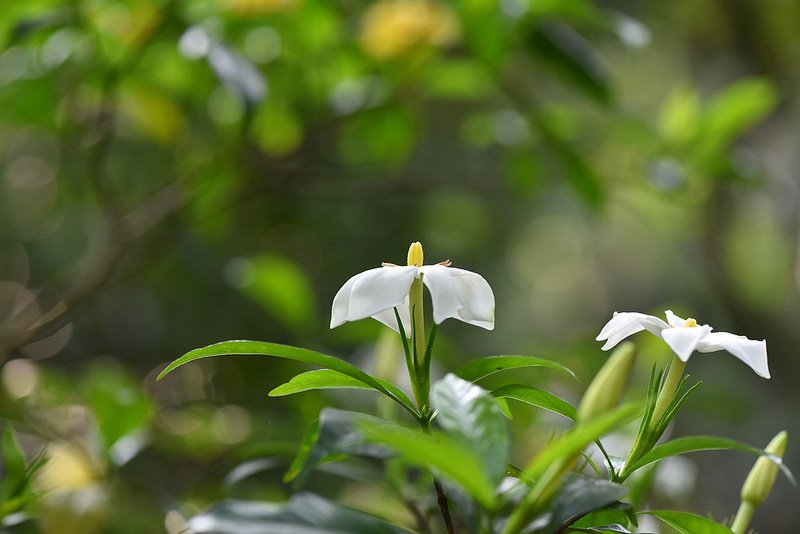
330, 243, 495, 334
596, 310, 770, 378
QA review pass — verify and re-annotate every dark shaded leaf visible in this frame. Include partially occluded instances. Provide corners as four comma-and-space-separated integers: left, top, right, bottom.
543, 474, 627, 533
525, 21, 611, 106
188, 493, 409, 533
284, 409, 392, 485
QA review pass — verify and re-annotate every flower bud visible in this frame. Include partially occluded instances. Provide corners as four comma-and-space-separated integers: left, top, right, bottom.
578, 342, 636, 421
407, 241, 424, 267
741, 430, 788, 506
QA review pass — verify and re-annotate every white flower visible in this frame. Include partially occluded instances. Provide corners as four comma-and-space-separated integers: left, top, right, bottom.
330, 243, 494, 334
596, 310, 769, 378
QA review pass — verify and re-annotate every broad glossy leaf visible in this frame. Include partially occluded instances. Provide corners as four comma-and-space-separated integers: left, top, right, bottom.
269, 370, 375, 397
361, 422, 497, 510
157, 341, 418, 416
543, 474, 627, 534
626, 435, 795, 485
640, 510, 733, 534
189, 493, 408, 533
455, 355, 576, 382
285, 409, 392, 485
431, 374, 509, 483
492, 384, 577, 420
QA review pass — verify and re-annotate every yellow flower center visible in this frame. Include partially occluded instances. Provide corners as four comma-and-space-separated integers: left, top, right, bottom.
684, 318, 698, 328
407, 241, 424, 267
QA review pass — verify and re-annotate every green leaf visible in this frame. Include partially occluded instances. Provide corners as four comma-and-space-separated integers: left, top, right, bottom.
189, 493, 409, 533
522, 404, 638, 483
231, 255, 315, 330
701, 78, 778, 150
525, 22, 612, 106
569, 526, 633, 533
361, 422, 497, 510
284, 409, 393, 485
157, 341, 418, 417
2, 426, 26, 497
431, 374, 509, 484
492, 384, 577, 420
626, 435, 795, 485
455, 355, 576, 382
640, 510, 733, 534
82, 362, 153, 466
542, 474, 627, 534
270, 370, 380, 397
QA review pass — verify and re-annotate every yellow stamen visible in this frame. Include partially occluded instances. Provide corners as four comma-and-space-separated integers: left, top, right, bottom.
407, 241, 424, 267
684, 318, 697, 328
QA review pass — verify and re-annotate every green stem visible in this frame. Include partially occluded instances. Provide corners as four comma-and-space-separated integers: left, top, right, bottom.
409, 276, 428, 413
650, 356, 686, 429
731, 500, 756, 534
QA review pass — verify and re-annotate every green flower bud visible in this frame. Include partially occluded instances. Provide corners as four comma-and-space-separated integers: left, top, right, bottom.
578, 342, 636, 421
741, 430, 788, 506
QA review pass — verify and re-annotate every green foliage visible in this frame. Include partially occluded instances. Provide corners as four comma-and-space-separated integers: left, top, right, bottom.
431, 374, 509, 484
188, 493, 410, 534
158, 340, 418, 416
455, 355, 577, 382
0, 425, 47, 521
362, 421, 498, 511
641, 510, 734, 534
284, 408, 392, 485
491, 384, 577, 420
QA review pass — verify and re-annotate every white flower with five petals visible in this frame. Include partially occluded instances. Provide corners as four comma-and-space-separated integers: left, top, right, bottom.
596, 310, 769, 378
330, 243, 494, 334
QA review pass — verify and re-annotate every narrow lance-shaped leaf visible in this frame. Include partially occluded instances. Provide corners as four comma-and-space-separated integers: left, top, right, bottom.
492, 384, 577, 420
640, 510, 734, 534
157, 340, 418, 417
455, 355, 577, 382
626, 435, 795, 486
270, 369, 383, 397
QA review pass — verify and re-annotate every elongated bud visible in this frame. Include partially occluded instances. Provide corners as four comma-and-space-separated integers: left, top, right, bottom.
741, 431, 788, 506
407, 241, 424, 267
578, 342, 636, 421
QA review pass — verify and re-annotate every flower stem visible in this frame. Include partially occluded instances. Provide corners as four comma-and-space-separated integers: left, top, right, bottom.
420, 417, 455, 534
650, 356, 686, 429
409, 276, 428, 413
731, 501, 756, 534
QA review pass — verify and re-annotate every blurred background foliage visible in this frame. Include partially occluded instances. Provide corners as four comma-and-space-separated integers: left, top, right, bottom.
0, 0, 799, 532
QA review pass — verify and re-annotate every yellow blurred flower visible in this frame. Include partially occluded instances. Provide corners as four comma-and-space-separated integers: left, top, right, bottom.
220, 0, 302, 16
360, 0, 460, 60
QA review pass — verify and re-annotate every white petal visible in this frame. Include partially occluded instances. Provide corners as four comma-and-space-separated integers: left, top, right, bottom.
419, 265, 495, 330
665, 310, 685, 328
596, 312, 669, 350
372, 300, 411, 336
661, 325, 711, 362
330, 266, 418, 328
696, 332, 770, 378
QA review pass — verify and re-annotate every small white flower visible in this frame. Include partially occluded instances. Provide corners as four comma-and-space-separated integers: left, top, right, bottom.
330, 242, 494, 334
596, 310, 769, 378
